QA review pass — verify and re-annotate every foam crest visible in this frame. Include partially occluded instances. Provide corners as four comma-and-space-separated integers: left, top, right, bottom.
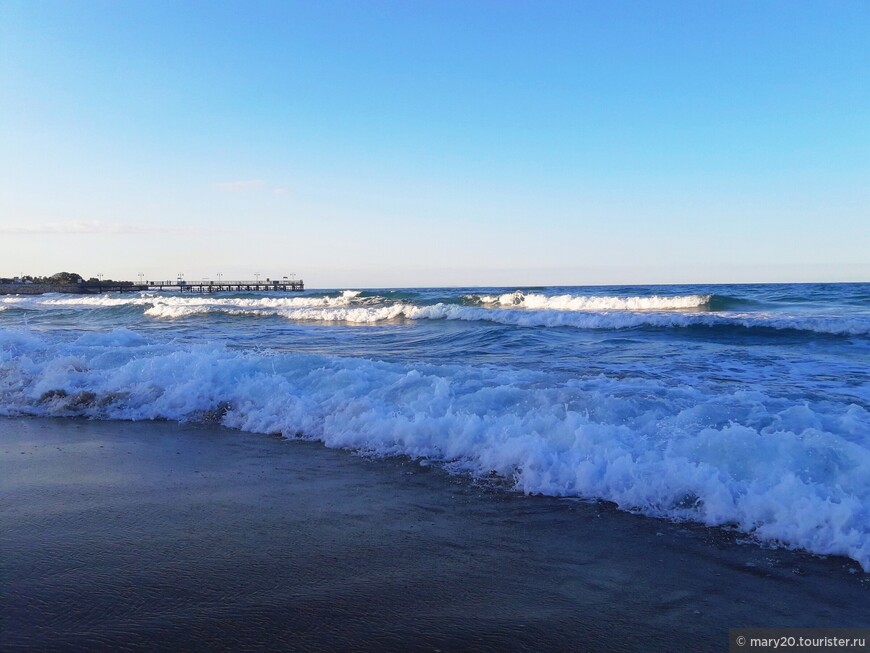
229, 303, 868, 336
144, 304, 211, 318
472, 292, 712, 311
3, 289, 868, 338
143, 304, 407, 322
423, 305, 870, 335
4, 290, 867, 335
276, 305, 407, 322
1, 328, 868, 570
35, 295, 863, 334
1, 291, 376, 314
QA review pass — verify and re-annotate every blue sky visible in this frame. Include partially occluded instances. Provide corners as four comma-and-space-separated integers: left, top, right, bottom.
1, 1, 867, 287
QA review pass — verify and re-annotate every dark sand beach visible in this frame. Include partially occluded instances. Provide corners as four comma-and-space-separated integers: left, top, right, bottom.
1, 417, 867, 652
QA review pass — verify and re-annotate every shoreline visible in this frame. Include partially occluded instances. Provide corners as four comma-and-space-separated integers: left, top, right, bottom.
0, 283, 139, 295
2, 417, 867, 651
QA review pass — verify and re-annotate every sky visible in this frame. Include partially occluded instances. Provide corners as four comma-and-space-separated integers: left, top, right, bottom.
1, 1, 868, 288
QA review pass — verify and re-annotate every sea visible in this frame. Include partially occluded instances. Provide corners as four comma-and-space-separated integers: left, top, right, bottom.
1, 282, 868, 571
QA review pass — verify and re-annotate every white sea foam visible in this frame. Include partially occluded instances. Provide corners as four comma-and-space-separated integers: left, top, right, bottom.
144, 302, 870, 335
0, 291, 374, 316
143, 304, 211, 319
2, 328, 868, 570
408, 305, 870, 336
471, 291, 712, 311
276, 305, 407, 322
213, 303, 866, 336
2, 292, 868, 336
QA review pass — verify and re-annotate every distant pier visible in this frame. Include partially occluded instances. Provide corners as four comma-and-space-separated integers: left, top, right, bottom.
148, 279, 305, 293
0, 279, 304, 295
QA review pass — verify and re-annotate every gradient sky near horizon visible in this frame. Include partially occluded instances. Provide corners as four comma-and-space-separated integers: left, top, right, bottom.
1, 1, 868, 288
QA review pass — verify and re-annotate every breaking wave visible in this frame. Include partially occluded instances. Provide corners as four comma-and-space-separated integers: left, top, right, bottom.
141, 303, 868, 336
0, 291, 370, 313
469, 291, 712, 311
406, 305, 870, 336
1, 327, 868, 571
3, 289, 865, 335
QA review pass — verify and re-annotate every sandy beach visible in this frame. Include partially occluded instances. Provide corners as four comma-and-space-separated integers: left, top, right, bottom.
1, 417, 867, 652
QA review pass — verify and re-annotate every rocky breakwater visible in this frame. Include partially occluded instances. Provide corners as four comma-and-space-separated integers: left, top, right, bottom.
0, 283, 92, 295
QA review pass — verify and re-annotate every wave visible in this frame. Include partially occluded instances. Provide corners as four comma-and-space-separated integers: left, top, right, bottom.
142, 302, 870, 336
3, 291, 868, 336
145, 303, 869, 336
1, 327, 868, 570
408, 305, 870, 336
706, 294, 763, 311
0, 291, 372, 312
468, 292, 712, 311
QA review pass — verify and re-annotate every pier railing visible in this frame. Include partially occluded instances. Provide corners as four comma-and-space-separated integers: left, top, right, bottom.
147, 279, 305, 292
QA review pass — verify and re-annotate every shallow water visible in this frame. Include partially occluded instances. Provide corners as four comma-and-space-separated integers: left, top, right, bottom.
2, 418, 867, 651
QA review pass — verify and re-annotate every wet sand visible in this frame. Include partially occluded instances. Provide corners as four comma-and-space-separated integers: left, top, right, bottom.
1, 417, 867, 652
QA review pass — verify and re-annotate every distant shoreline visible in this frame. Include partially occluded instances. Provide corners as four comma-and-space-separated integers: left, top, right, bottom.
0, 279, 304, 295
0, 282, 135, 295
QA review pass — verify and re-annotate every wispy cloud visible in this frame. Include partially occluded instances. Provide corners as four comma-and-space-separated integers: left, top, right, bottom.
0, 221, 216, 235
212, 179, 266, 192
272, 187, 289, 194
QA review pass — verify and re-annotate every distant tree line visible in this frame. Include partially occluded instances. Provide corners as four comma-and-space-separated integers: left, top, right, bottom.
0, 272, 132, 286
